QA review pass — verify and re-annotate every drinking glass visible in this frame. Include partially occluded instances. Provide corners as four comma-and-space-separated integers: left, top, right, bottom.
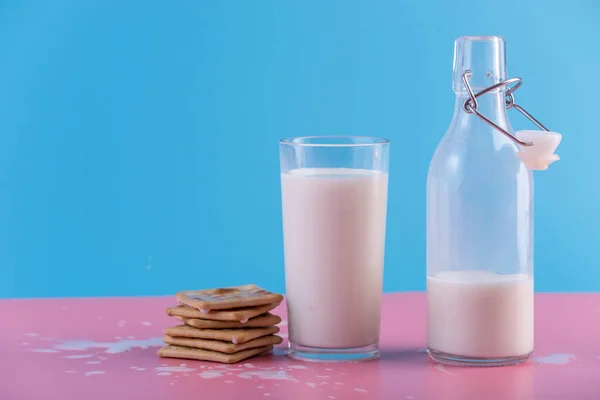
279, 136, 390, 361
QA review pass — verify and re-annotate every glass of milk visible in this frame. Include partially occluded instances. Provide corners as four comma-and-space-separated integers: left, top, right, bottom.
279, 136, 390, 362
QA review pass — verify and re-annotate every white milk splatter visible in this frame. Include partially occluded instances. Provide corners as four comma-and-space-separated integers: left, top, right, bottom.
30, 349, 60, 353
328, 397, 337, 400
126, 336, 135, 339
237, 370, 297, 382
154, 366, 196, 373
156, 372, 171, 376
65, 371, 77, 374
264, 394, 271, 397
21, 342, 30, 346
406, 397, 415, 399
86, 361, 102, 365
62, 354, 94, 359
533, 354, 576, 365
354, 388, 369, 393
325, 368, 334, 371
225, 380, 234, 383
434, 364, 454, 375
306, 382, 318, 389
136, 368, 146, 371
287, 365, 308, 370
198, 371, 225, 379
334, 382, 344, 386
316, 375, 330, 378
53, 337, 163, 354
85, 371, 106, 377
141, 321, 153, 326
25, 333, 39, 337
218, 367, 243, 371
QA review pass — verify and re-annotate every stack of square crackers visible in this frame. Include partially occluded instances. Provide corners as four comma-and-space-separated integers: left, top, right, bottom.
158, 284, 284, 364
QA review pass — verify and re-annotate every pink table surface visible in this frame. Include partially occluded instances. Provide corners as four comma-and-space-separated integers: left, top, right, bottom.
2, 293, 600, 400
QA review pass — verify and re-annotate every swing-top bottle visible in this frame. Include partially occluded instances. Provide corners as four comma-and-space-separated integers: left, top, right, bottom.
426, 36, 536, 367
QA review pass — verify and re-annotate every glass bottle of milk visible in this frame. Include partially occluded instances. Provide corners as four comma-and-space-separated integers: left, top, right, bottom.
427, 36, 537, 367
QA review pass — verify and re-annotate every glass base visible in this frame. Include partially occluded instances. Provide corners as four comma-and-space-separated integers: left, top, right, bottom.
287, 342, 380, 362
427, 348, 532, 367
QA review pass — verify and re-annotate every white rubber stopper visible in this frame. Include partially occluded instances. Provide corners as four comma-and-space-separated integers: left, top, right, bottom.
515, 130, 562, 171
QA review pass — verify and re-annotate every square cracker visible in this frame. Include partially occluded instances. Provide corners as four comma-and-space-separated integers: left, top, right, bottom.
163, 334, 283, 354
158, 344, 273, 364
181, 313, 281, 329
176, 284, 283, 311
165, 324, 279, 344
166, 302, 280, 322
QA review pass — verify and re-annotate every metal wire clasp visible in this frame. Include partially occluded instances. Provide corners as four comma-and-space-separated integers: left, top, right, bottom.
462, 71, 550, 147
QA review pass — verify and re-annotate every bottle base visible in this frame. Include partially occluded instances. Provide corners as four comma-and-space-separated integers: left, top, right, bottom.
287, 342, 380, 362
427, 347, 532, 367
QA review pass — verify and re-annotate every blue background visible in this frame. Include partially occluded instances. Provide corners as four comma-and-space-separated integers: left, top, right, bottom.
0, 0, 597, 298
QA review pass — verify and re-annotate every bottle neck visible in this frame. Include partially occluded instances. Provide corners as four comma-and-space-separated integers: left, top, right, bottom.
447, 36, 515, 146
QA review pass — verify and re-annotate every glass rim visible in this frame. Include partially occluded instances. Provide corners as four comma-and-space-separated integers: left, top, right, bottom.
279, 135, 390, 148
456, 35, 505, 43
